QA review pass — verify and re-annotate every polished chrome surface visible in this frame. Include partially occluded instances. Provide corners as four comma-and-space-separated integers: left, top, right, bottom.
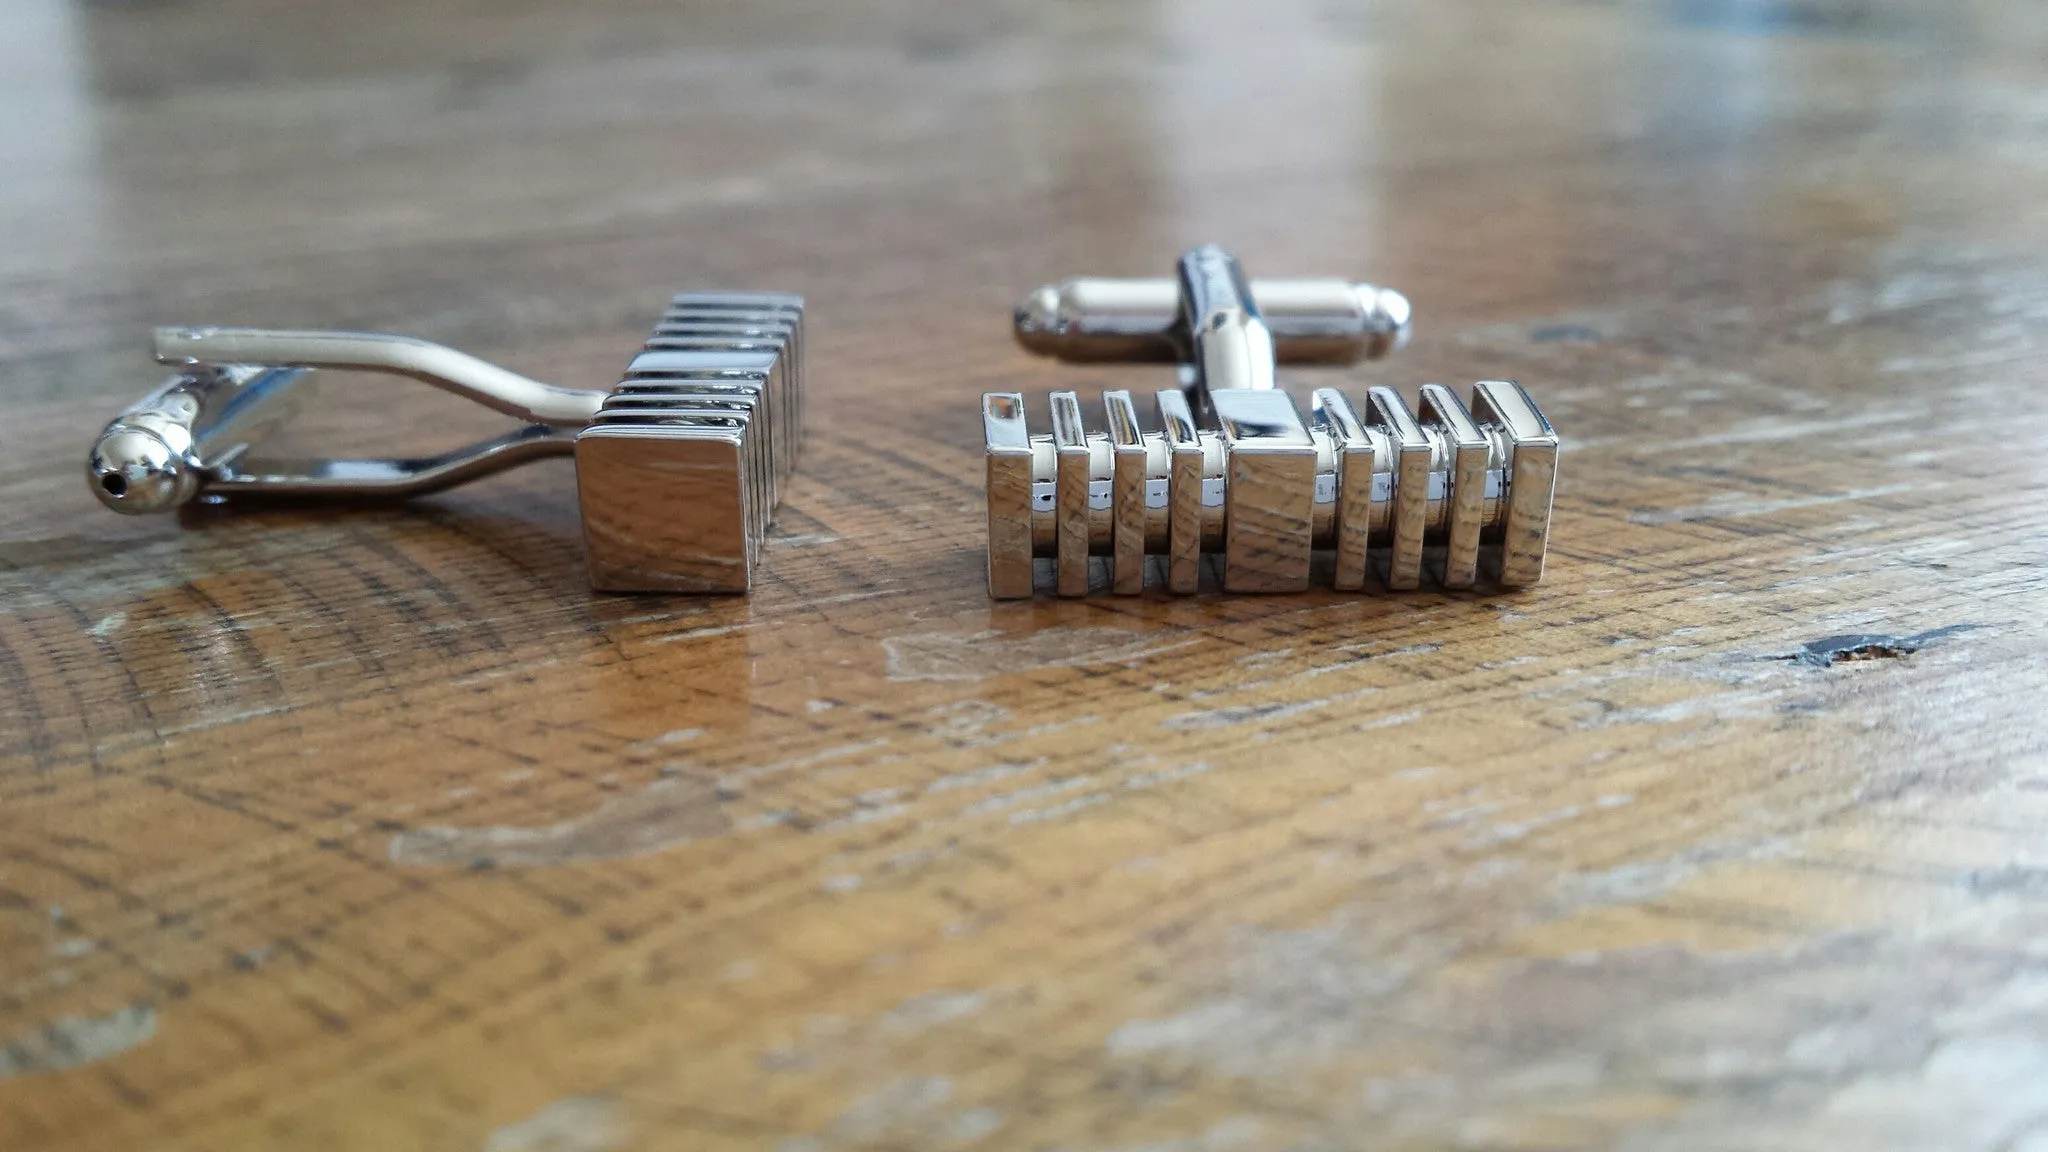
154, 327, 607, 426
982, 392, 1036, 599
1419, 383, 1491, 590
1176, 245, 1276, 426
1368, 384, 1433, 591
1157, 388, 1206, 595
210, 425, 574, 500
1211, 388, 1317, 593
579, 290, 802, 593
1471, 379, 1559, 587
578, 423, 753, 594
89, 292, 805, 593
1050, 390, 1092, 598
88, 363, 313, 513
1003, 384, 1538, 561
1015, 277, 1412, 364
982, 244, 1558, 597
1104, 390, 1148, 596
1311, 387, 1378, 593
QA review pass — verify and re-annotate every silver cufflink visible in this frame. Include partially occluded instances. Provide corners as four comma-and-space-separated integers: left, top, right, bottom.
86, 292, 804, 593
983, 245, 1559, 598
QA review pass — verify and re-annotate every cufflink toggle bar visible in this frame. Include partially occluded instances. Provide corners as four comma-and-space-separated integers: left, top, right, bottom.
984, 247, 1558, 598
86, 292, 804, 593
1014, 272, 1412, 364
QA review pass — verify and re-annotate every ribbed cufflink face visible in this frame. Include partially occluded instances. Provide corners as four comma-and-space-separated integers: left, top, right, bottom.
578, 293, 805, 592
983, 246, 1559, 598
86, 292, 804, 594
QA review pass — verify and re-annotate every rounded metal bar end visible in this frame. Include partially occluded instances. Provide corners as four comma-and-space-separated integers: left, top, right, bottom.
1358, 285, 1413, 359
1013, 285, 1066, 353
88, 417, 197, 514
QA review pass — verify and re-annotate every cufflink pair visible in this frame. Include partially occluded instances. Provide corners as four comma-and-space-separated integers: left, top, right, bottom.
982, 246, 1560, 598
86, 249, 1562, 599
87, 294, 802, 592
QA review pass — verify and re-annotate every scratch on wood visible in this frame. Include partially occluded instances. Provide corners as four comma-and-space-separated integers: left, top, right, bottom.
961, 774, 1097, 817
1107, 915, 1447, 1078
389, 778, 729, 867
877, 991, 988, 1036
816, 801, 911, 831
485, 1096, 625, 1152
0, 1005, 156, 1079
651, 623, 748, 644
1162, 689, 1375, 732
882, 628, 1198, 682
1122, 761, 1213, 790
720, 739, 894, 786
923, 759, 1042, 793
781, 1075, 1004, 1150
157, 704, 294, 737
1009, 793, 1109, 824
1092, 1118, 1268, 1152
1629, 484, 1929, 525
1557, 838, 1795, 906
1579, 691, 1776, 729
1633, 409, 1926, 452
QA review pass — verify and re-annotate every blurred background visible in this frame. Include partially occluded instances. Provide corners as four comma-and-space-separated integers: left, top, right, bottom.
5, 0, 2041, 386
6, 0, 2044, 547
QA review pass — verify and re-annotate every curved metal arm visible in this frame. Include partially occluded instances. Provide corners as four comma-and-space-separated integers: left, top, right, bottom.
92, 327, 608, 514
154, 327, 607, 427
207, 424, 575, 500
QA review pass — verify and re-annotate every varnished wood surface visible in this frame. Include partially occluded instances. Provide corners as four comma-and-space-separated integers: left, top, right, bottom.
5, 1, 2048, 1148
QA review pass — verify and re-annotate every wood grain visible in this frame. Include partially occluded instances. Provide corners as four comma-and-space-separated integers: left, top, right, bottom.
5, 1, 2048, 1149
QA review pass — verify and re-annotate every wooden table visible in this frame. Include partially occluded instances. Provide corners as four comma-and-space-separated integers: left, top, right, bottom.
5, 1, 2046, 1148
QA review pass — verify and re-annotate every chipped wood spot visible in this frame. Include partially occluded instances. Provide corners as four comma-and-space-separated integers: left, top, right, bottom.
1782, 625, 1978, 668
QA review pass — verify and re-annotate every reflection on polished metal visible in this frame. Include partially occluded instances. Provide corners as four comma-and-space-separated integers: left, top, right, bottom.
1015, 273, 1412, 364
983, 246, 1559, 598
87, 293, 805, 593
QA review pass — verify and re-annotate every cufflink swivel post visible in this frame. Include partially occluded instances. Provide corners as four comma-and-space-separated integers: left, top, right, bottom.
86, 293, 805, 593
983, 246, 1559, 599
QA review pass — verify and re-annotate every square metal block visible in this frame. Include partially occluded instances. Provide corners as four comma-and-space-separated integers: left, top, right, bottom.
1419, 383, 1489, 590
983, 392, 1035, 600
577, 293, 802, 593
1104, 390, 1149, 596
1471, 379, 1558, 587
1368, 386, 1432, 591
1156, 389, 1205, 595
1312, 387, 1376, 592
577, 424, 754, 593
1211, 389, 1316, 593
1051, 390, 1093, 598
